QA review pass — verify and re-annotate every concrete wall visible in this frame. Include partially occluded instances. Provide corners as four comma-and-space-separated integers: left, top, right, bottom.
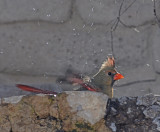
0, 0, 160, 97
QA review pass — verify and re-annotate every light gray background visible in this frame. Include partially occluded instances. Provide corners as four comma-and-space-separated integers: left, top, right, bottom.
0, 0, 160, 98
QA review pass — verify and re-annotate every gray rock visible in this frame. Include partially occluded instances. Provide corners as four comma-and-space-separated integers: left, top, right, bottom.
105, 96, 157, 131
118, 96, 128, 105
153, 117, 160, 131
66, 91, 108, 125
127, 107, 132, 114
137, 93, 157, 106
143, 105, 160, 119
1, 95, 24, 104
110, 122, 116, 132
156, 95, 160, 105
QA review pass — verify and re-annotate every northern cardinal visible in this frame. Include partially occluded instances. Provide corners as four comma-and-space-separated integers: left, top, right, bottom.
16, 56, 124, 98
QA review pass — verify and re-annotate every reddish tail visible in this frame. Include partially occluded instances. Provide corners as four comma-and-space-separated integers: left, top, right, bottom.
16, 84, 57, 94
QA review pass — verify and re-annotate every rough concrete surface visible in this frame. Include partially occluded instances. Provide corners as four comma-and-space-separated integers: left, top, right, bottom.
0, 0, 159, 98
0, 0, 72, 22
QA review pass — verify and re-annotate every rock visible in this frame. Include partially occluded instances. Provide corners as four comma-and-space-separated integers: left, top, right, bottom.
66, 91, 108, 125
1, 92, 160, 131
143, 105, 160, 119
156, 95, 160, 105
110, 122, 117, 132
136, 93, 157, 106
0, 92, 111, 132
153, 117, 160, 131
2, 95, 24, 104
118, 96, 128, 105
105, 95, 158, 131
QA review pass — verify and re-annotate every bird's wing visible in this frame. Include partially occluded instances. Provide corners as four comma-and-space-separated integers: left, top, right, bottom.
68, 77, 99, 92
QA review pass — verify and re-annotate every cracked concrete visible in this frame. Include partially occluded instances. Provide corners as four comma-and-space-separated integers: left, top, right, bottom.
0, 0, 159, 97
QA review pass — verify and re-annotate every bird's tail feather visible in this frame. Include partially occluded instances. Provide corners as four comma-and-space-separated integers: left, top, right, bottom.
16, 84, 57, 94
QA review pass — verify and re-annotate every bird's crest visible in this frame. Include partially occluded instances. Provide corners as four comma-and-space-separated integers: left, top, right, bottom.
99, 56, 115, 71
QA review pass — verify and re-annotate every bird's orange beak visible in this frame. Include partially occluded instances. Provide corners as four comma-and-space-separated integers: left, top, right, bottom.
114, 73, 124, 80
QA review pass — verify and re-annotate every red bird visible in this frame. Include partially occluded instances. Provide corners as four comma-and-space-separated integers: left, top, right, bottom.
16, 57, 124, 98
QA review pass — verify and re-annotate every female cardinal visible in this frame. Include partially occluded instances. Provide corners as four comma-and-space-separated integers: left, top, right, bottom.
16, 56, 124, 98
67, 56, 124, 98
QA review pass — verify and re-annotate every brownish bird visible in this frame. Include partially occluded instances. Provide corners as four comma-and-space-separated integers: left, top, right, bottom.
16, 56, 124, 98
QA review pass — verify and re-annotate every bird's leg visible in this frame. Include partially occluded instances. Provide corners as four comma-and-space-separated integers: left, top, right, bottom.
105, 98, 111, 118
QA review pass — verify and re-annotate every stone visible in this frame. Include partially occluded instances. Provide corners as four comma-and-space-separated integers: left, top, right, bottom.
153, 117, 160, 131
137, 93, 157, 106
0, 0, 72, 22
110, 122, 116, 132
118, 96, 128, 105
2, 95, 24, 104
0, 92, 111, 132
143, 105, 160, 119
1, 92, 160, 131
105, 96, 157, 131
66, 91, 108, 125
156, 95, 160, 105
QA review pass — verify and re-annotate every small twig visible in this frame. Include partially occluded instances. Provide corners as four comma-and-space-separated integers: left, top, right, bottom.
105, 98, 111, 118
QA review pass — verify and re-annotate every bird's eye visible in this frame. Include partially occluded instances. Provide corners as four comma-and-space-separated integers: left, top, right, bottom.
108, 72, 112, 76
